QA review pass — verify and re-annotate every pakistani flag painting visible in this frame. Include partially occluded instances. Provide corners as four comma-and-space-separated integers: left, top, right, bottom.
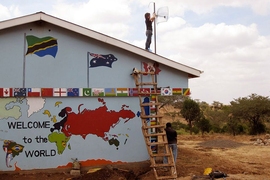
25, 35, 58, 58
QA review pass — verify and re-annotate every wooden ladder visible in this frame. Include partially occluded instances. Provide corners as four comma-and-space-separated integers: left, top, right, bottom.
132, 70, 177, 180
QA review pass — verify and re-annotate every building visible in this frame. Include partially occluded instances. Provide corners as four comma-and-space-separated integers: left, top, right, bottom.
0, 12, 201, 171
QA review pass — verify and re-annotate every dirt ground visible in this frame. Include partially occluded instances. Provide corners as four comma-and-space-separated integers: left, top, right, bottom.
1, 134, 270, 180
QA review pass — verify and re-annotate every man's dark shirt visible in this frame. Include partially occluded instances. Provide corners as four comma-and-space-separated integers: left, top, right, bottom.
165, 127, 177, 144
145, 19, 152, 31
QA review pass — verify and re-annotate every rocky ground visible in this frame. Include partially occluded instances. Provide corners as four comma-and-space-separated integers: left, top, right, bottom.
1, 134, 270, 180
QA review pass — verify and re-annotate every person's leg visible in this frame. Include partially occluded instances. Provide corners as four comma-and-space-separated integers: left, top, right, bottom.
163, 146, 168, 164
145, 30, 152, 49
164, 144, 178, 163
171, 144, 178, 164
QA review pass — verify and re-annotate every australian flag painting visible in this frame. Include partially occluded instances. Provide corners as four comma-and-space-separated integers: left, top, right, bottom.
14, 88, 26, 97
25, 35, 58, 58
88, 52, 117, 68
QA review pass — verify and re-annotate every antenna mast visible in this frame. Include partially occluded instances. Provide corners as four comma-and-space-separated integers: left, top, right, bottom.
153, 2, 157, 54
150, 2, 169, 54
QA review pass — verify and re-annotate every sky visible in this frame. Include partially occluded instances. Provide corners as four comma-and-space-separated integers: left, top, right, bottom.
0, 0, 270, 105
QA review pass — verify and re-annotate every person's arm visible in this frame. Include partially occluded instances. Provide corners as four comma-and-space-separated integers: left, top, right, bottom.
174, 130, 177, 139
150, 13, 156, 21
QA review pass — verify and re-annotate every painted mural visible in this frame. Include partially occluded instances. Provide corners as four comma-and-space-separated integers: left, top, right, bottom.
25, 35, 58, 58
88, 52, 118, 68
0, 29, 191, 172
142, 62, 161, 74
0, 97, 144, 171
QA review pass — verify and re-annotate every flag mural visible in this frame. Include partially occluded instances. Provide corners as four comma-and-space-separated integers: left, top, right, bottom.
80, 88, 92, 97
0, 88, 13, 97
183, 88, 191, 95
129, 88, 138, 96
142, 62, 161, 75
92, 88, 105, 96
67, 88, 79, 97
0, 87, 190, 97
86, 52, 118, 87
172, 88, 182, 95
28, 88, 41, 97
41, 88, 53, 97
116, 88, 128, 97
105, 88, 116, 97
138, 88, 151, 96
88, 52, 117, 68
25, 35, 58, 58
53, 88, 67, 97
161, 87, 172, 96
14, 88, 27, 97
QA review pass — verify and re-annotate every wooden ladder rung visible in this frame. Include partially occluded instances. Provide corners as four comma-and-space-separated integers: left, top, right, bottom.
140, 115, 163, 119
151, 153, 171, 157
147, 141, 167, 146
145, 132, 166, 137
151, 163, 175, 168
137, 71, 155, 75
142, 125, 164, 129
156, 175, 177, 180
140, 102, 162, 106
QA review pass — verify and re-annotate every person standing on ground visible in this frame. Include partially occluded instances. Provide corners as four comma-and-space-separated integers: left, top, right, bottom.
164, 122, 178, 164
144, 12, 156, 52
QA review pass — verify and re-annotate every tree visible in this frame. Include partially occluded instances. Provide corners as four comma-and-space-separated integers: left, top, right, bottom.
158, 95, 186, 112
198, 101, 230, 133
211, 101, 223, 110
196, 116, 211, 135
180, 99, 201, 134
230, 94, 270, 135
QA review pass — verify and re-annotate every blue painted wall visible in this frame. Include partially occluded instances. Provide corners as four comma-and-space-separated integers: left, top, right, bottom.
0, 21, 188, 171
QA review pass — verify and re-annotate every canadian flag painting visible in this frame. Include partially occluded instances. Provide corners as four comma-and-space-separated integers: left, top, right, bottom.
0, 88, 13, 97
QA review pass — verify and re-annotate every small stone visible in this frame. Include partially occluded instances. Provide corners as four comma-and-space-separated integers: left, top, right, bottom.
70, 169, 81, 176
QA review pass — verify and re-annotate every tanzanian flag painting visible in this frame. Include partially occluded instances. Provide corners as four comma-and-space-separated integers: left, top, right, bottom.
25, 35, 58, 58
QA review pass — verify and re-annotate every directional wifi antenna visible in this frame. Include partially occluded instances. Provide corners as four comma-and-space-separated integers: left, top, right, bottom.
156, 6, 169, 24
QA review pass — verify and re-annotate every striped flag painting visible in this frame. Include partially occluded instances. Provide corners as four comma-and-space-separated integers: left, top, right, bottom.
151, 87, 161, 95
150, 119, 157, 126
183, 88, 191, 96
172, 88, 182, 95
25, 35, 58, 58
116, 88, 128, 96
28, 88, 41, 97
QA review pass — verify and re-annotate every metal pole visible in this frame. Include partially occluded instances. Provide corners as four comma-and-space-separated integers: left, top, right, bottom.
23, 33, 26, 88
87, 52, 89, 87
153, 2, 156, 54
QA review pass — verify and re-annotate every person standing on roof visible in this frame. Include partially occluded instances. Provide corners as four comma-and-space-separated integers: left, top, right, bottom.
145, 12, 156, 52
163, 122, 178, 164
